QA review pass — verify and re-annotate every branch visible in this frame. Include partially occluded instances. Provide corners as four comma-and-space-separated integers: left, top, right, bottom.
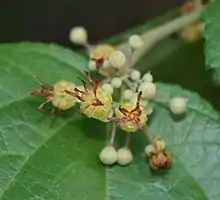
116, 8, 204, 66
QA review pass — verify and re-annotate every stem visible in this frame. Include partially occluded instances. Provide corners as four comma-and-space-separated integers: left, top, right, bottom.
117, 8, 204, 66
124, 134, 131, 147
109, 123, 116, 146
123, 78, 135, 91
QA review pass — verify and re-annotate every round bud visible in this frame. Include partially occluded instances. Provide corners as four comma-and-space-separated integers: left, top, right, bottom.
128, 35, 144, 49
109, 50, 126, 69
101, 83, 114, 94
145, 145, 156, 156
138, 82, 156, 99
99, 146, 117, 165
69, 27, 88, 45
130, 70, 141, 81
103, 60, 110, 68
111, 77, 122, 88
169, 97, 187, 115
142, 100, 149, 108
123, 89, 133, 100
117, 147, 133, 165
142, 72, 153, 82
146, 107, 153, 115
88, 60, 97, 71
154, 137, 166, 151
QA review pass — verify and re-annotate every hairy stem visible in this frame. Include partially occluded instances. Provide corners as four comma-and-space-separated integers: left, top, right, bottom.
117, 8, 204, 66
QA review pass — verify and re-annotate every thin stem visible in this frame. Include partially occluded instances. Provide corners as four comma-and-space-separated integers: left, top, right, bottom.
84, 43, 93, 55
123, 78, 136, 92
109, 123, 117, 146
117, 8, 204, 66
124, 134, 131, 148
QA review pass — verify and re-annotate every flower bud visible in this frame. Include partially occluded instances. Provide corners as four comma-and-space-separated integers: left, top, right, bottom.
117, 147, 133, 165
142, 72, 153, 82
101, 83, 114, 94
99, 146, 117, 165
145, 144, 156, 156
69, 27, 88, 45
111, 77, 122, 88
130, 70, 141, 81
169, 97, 187, 115
109, 50, 126, 69
123, 89, 133, 100
128, 35, 144, 49
138, 82, 156, 99
88, 60, 97, 71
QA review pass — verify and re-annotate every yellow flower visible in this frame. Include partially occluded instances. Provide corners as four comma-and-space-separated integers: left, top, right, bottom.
31, 78, 77, 112
111, 92, 148, 133
90, 44, 115, 61
90, 44, 116, 77
52, 80, 77, 110
81, 87, 113, 121
65, 71, 113, 121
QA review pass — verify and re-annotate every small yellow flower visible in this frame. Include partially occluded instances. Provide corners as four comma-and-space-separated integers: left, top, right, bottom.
65, 71, 113, 121
110, 92, 148, 133
89, 44, 118, 77
91, 44, 115, 60
51, 80, 77, 110
31, 78, 77, 112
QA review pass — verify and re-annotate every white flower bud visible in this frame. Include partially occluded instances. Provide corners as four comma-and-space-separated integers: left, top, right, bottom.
145, 145, 156, 156
128, 35, 144, 49
138, 82, 156, 99
142, 100, 149, 107
123, 89, 133, 100
101, 83, 114, 94
111, 77, 122, 88
169, 97, 187, 115
103, 60, 110, 68
146, 107, 153, 115
88, 60, 96, 71
130, 70, 141, 81
117, 147, 133, 165
109, 51, 126, 69
69, 27, 88, 45
99, 146, 117, 165
142, 72, 153, 82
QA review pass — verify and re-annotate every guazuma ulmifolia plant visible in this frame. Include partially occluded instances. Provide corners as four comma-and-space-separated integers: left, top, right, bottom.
31, 0, 213, 170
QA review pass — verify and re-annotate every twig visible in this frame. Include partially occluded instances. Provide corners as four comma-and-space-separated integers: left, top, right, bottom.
117, 8, 204, 66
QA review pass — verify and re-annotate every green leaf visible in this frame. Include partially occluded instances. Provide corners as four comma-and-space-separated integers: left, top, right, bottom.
203, 0, 220, 70
114, 83, 220, 200
1, 42, 220, 200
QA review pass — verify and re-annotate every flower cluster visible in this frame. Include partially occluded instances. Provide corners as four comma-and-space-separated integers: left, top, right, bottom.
31, 24, 189, 169
145, 136, 173, 170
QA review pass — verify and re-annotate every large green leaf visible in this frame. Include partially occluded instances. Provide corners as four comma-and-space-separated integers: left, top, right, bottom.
0, 43, 220, 200
203, 0, 220, 70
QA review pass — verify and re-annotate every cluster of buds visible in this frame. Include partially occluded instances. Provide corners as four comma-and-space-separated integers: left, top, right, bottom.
179, 0, 213, 43
31, 25, 188, 170
145, 136, 173, 170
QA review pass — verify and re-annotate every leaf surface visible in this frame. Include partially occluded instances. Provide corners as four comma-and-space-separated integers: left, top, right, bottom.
0, 43, 220, 200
